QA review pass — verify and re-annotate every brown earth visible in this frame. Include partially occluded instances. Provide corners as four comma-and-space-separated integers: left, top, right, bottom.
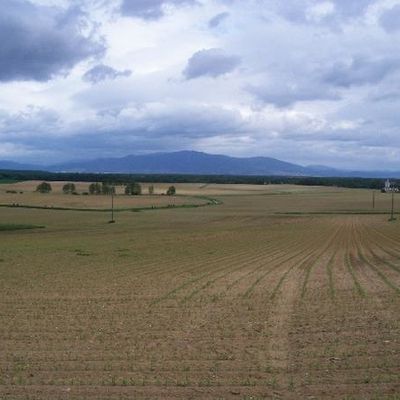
0, 185, 399, 399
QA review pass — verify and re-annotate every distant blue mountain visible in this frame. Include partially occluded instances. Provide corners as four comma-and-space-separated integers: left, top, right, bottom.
1, 150, 399, 178
0, 160, 40, 171
50, 151, 308, 175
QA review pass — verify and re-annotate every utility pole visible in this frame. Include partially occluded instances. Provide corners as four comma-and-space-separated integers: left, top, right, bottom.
109, 189, 115, 223
389, 191, 396, 221
372, 191, 375, 210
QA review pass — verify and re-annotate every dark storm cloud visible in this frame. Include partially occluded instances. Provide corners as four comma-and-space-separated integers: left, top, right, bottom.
1, 104, 58, 127
208, 12, 230, 28
183, 48, 241, 79
120, 0, 196, 20
139, 105, 244, 138
380, 5, 400, 33
83, 64, 132, 84
323, 57, 400, 88
0, 0, 104, 82
11, 130, 195, 164
0, 103, 244, 163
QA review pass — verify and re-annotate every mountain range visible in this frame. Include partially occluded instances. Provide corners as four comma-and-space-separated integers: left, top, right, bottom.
0, 151, 398, 178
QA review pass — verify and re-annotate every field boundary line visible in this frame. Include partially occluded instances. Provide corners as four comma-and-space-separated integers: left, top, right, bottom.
0, 195, 222, 213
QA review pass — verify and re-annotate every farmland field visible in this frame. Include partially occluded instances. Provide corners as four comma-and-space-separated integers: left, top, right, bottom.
1, 183, 400, 399
0, 181, 208, 210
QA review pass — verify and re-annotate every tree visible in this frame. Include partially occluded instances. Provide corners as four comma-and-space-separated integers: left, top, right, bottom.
125, 182, 142, 195
36, 182, 52, 193
101, 182, 115, 195
88, 182, 102, 195
148, 185, 154, 195
62, 182, 76, 194
166, 185, 176, 196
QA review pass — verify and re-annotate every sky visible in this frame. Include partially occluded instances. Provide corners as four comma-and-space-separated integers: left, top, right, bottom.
1, 0, 400, 170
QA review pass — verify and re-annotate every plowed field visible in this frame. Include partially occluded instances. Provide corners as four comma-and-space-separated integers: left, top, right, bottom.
1, 184, 399, 399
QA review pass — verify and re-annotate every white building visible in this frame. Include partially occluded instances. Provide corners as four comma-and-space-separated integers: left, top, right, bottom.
383, 179, 399, 193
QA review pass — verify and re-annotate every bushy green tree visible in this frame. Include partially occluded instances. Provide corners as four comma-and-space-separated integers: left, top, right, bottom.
62, 182, 76, 194
36, 182, 52, 193
125, 182, 142, 195
88, 182, 101, 195
102, 182, 115, 195
166, 185, 176, 196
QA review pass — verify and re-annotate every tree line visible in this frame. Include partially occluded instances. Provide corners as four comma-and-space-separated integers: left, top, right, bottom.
35, 181, 176, 196
0, 169, 391, 190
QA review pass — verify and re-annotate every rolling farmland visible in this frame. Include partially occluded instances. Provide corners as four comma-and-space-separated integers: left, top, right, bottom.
0, 183, 399, 399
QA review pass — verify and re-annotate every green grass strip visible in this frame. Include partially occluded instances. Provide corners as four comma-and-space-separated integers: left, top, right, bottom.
0, 196, 222, 213
0, 180, 20, 184
275, 211, 399, 215
0, 224, 45, 231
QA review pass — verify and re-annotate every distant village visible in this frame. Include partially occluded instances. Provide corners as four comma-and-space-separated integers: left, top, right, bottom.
382, 179, 399, 193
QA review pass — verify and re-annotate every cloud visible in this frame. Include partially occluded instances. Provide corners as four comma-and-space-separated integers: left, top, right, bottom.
120, 0, 196, 20
0, 0, 104, 82
248, 82, 339, 107
183, 48, 241, 79
277, 0, 375, 25
305, 2, 335, 22
83, 64, 132, 84
133, 104, 244, 138
380, 5, 400, 33
333, 0, 374, 17
1, 0, 400, 170
1, 106, 60, 136
208, 12, 230, 28
323, 56, 400, 87
0, 103, 245, 163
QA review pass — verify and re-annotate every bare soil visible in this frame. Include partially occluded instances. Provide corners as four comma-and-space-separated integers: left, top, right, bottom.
0, 185, 399, 399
